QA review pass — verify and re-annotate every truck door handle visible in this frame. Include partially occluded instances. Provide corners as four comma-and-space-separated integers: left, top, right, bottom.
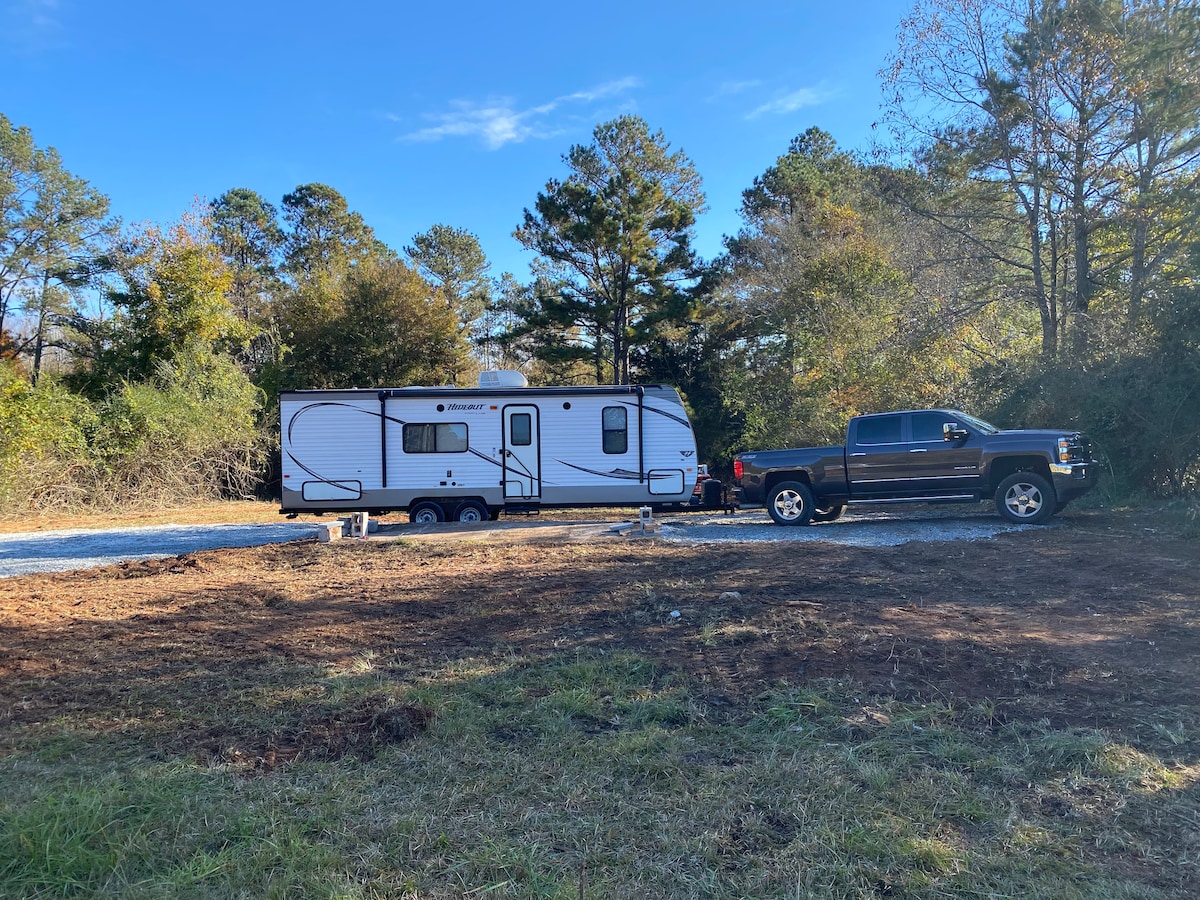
909, 448, 927, 453
850, 452, 867, 457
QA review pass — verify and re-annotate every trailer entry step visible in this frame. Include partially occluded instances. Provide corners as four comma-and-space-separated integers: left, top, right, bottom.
502, 504, 542, 517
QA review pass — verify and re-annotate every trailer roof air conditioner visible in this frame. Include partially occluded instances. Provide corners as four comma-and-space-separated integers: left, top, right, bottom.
478, 370, 528, 388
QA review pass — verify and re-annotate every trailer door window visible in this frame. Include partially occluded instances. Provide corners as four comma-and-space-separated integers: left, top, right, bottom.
403, 422, 468, 453
602, 406, 627, 454
510, 413, 532, 446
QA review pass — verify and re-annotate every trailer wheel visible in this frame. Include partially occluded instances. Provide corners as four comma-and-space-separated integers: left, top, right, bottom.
453, 500, 489, 523
409, 502, 445, 524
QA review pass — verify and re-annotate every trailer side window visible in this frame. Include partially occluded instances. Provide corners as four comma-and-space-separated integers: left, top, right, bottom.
602, 406, 627, 454
510, 413, 532, 446
403, 423, 468, 453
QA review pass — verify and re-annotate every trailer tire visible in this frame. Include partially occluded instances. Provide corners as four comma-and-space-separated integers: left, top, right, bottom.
454, 500, 489, 523
409, 502, 445, 524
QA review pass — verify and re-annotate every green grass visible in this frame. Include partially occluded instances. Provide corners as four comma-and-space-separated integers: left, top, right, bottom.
2, 652, 1195, 898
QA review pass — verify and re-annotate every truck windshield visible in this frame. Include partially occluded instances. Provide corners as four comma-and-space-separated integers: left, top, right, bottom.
954, 412, 999, 434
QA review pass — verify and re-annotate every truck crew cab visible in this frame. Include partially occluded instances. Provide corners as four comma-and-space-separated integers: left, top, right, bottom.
734, 409, 1098, 526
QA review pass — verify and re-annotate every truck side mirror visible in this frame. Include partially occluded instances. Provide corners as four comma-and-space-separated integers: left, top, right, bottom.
943, 423, 969, 442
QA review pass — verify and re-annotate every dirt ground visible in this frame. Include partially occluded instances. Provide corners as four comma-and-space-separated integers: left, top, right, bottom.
1, 508, 1198, 765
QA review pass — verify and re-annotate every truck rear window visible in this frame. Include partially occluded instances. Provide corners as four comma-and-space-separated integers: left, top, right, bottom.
856, 417, 902, 445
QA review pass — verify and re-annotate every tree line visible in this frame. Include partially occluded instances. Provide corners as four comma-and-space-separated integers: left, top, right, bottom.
2, 0, 1198, 511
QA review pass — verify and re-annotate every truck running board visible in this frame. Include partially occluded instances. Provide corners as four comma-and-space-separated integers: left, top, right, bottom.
847, 495, 977, 505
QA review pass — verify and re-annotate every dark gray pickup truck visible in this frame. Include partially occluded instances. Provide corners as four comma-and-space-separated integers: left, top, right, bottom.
733, 409, 1098, 526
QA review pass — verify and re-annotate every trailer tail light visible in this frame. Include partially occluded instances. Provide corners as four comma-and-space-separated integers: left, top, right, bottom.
733, 459, 743, 480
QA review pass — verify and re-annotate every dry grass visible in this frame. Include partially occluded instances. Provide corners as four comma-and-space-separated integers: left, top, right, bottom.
0, 500, 287, 534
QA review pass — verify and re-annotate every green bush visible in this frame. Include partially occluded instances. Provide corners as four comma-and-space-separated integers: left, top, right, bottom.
90, 343, 269, 506
0, 362, 97, 511
993, 345, 1200, 497
0, 346, 268, 513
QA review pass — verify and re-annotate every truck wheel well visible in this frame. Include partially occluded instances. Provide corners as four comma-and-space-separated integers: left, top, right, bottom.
989, 457, 1051, 491
764, 471, 812, 497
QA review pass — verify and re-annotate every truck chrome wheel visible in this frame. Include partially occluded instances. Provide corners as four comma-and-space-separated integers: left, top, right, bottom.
767, 481, 815, 526
995, 472, 1055, 525
1005, 482, 1042, 515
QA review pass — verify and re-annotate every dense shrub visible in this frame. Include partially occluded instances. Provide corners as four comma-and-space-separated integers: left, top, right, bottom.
0, 347, 268, 514
0, 363, 96, 510
993, 344, 1200, 496
89, 344, 269, 506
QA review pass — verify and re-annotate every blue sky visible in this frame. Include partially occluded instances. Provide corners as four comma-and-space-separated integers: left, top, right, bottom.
4, 0, 912, 279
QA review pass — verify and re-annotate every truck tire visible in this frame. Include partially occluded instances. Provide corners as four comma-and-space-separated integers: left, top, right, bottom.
409, 502, 445, 524
811, 503, 846, 524
453, 500, 489, 523
994, 472, 1055, 525
767, 481, 815, 526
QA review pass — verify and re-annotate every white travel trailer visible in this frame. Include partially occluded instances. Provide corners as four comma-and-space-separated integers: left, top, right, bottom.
279, 371, 704, 521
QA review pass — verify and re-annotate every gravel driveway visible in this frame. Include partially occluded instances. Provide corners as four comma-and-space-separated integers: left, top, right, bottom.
0, 506, 1044, 578
659, 507, 1044, 546
0, 522, 321, 578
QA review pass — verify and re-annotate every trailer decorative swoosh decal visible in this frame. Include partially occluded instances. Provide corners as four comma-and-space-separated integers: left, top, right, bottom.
617, 400, 690, 427
286, 401, 504, 488
286, 401, 401, 443
554, 460, 680, 483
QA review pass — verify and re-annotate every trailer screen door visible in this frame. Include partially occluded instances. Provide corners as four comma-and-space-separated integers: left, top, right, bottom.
503, 405, 541, 499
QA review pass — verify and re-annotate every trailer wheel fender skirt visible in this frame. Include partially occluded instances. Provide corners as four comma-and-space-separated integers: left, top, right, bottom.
453, 500, 489, 523
409, 502, 445, 524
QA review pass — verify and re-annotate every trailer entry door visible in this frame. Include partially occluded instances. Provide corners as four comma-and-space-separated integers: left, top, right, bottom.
502, 405, 541, 499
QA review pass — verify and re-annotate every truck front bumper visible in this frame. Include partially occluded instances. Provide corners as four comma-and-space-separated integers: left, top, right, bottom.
1050, 462, 1099, 504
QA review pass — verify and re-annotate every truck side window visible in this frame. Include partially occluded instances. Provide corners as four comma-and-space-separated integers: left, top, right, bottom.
602, 406, 627, 454
403, 423, 468, 453
911, 412, 952, 442
510, 413, 532, 446
856, 416, 902, 445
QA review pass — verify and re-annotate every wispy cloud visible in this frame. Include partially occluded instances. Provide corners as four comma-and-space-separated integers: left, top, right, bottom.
559, 76, 640, 104
397, 78, 640, 150
747, 84, 836, 119
3, 0, 65, 53
709, 79, 762, 101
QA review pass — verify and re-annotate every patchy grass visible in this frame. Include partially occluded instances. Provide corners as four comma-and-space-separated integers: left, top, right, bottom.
2, 514, 1197, 896
2, 651, 1196, 898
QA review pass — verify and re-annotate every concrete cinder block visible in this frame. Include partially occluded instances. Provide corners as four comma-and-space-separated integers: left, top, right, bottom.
318, 522, 344, 542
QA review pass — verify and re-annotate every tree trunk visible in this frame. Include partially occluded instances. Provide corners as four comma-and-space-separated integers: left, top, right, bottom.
1128, 124, 1158, 328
